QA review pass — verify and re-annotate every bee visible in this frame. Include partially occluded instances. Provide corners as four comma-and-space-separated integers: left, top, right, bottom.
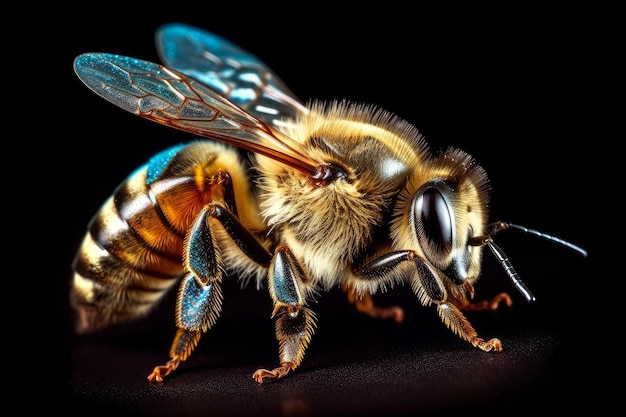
71, 23, 587, 384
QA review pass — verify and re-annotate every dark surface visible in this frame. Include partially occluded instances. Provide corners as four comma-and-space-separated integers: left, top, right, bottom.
65, 285, 577, 416
56, 8, 598, 416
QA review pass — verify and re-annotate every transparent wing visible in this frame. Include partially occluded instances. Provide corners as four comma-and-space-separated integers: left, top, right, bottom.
155, 23, 308, 128
73, 53, 319, 176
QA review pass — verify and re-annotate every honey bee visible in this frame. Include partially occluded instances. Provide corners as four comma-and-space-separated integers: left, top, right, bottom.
71, 23, 587, 384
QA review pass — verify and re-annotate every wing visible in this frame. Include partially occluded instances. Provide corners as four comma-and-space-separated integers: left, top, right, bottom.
155, 23, 308, 128
73, 53, 319, 176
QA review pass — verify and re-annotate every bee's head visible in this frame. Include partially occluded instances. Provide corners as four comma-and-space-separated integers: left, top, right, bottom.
391, 147, 490, 288
392, 147, 587, 302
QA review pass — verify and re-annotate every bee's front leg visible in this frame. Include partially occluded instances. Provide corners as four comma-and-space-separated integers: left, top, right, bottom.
408, 253, 503, 352
348, 250, 420, 323
352, 250, 502, 352
253, 245, 316, 383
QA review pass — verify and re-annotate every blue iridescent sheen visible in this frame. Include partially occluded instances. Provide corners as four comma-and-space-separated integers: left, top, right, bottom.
188, 210, 216, 279
157, 23, 264, 90
179, 274, 214, 329
155, 23, 301, 124
146, 144, 185, 184
272, 251, 299, 305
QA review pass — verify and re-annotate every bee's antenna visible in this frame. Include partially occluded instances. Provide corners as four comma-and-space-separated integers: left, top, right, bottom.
472, 221, 587, 303
484, 239, 536, 303
503, 223, 588, 258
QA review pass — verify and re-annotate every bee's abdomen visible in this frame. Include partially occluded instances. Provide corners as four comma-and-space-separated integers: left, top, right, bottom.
71, 231, 182, 333
71, 142, 251, 333
71, 146, 210, 332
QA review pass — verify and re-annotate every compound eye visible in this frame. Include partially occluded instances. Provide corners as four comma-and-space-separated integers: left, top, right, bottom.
419, 188, 453, 254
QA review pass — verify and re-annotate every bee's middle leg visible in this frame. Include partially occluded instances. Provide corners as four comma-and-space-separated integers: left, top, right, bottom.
253, 245, 316, 383
342, 284, 404, 323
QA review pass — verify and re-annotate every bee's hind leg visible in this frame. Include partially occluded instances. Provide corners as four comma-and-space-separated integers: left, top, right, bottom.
148, 207, 225, 383
147, 273, 222, 383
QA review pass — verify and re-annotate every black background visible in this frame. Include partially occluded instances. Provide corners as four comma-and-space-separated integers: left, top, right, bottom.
56, 6, 600, 416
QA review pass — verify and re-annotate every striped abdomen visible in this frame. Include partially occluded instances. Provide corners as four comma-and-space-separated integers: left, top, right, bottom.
71, 141, 256, 333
